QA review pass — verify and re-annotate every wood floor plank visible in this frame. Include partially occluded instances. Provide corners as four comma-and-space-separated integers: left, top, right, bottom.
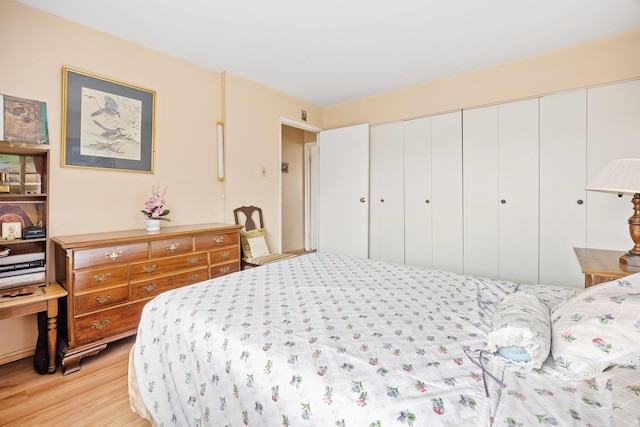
0, 336, 149, 426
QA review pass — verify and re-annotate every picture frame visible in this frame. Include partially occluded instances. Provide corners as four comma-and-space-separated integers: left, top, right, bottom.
2, 221, 22, 240
61, 67, 155, 173
281, 162, 289, 173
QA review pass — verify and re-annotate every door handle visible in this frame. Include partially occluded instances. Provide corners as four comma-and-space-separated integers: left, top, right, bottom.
360, 197, 366, 203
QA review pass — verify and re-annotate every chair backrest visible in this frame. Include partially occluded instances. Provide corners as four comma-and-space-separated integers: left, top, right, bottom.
233, 206, 265, 231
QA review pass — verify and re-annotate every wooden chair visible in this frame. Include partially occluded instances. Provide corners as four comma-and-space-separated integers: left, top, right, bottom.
233, 206, 296, 269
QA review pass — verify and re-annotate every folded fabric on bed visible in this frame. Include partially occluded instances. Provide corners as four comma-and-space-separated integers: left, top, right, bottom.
485, 292, 551, 369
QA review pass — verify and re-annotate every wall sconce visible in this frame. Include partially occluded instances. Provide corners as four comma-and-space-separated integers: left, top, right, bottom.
217, 121, 225, 182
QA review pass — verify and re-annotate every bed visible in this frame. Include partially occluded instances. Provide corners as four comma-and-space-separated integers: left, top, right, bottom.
128, 252, 640, 426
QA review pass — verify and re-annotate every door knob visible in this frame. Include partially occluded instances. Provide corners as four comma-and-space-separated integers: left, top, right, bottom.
577, 199, 584, 205
360, 197, 366, 203
500, 199, 506, 204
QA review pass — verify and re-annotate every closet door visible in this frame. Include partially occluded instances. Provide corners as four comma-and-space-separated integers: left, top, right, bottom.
369, 122, 404, 264
318, 124, 370, 258
498, 98, 539, 284
463, 106, 500, 278
403, 117, 431, 268
539, 89, 587, 288
587, 80, 640, 251
463, 99, 539, 283
430, 111, 463, 273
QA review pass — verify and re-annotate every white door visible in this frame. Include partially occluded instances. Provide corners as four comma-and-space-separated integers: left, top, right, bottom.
587, 80, 640, 251
369, 122, 404, 264
463, 106, 500, 278
318, 124, 370, 258
498, 98, 539, 284
539, 89, 587, 288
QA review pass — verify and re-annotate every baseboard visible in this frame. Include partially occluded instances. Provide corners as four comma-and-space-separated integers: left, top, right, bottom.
0, 346, 34, 365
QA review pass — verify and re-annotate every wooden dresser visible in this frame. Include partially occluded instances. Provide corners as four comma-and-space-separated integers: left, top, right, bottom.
51, 223, 242, 374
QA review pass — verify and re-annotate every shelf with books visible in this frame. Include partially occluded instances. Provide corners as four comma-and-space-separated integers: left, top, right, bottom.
0, 142, 49, 299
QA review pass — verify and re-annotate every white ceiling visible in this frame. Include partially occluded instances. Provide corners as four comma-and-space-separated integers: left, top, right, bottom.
16, 0, 640, 106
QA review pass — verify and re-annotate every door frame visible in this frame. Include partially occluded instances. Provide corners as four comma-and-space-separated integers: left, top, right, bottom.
279, 117, 322, 252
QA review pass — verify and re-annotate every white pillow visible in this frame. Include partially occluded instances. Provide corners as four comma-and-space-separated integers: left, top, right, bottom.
485, 292, 551, 370
550, 273, 640, 381
247, 235, 270, 258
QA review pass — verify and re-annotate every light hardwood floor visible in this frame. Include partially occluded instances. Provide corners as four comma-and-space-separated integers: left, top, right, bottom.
0, 336, 149, 427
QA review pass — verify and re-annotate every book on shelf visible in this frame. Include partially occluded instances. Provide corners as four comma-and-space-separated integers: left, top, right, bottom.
0, 270, 46, 291
0, 265, 45, 279
0, 252, 45, 265
0, 259, 44, 273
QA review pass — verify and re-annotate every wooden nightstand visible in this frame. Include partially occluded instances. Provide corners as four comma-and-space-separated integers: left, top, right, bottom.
574, 247, 640, 288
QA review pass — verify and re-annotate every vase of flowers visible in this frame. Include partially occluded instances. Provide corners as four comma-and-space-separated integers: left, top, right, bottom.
141, 185, 170, 232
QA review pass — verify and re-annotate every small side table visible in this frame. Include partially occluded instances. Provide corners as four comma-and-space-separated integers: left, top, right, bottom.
574, 247, 640, 288
0, 283, 67, 374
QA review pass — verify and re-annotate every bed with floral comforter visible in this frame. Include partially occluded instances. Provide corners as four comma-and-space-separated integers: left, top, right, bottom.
129, 252, 640, 426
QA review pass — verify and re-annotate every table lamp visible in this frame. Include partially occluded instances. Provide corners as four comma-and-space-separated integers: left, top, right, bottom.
586, 158, 640, 266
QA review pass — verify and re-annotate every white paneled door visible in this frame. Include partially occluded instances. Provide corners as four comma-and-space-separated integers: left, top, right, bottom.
317, 124, 370, 258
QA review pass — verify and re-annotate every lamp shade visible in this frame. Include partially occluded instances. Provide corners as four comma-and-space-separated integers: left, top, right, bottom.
586, 159, 640, 195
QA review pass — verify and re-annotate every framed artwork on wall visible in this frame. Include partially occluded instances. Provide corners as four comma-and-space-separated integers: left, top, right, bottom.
61, 67, 156, 173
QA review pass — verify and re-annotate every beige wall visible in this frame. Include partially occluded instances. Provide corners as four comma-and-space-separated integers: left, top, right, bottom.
324, 29, 640, 128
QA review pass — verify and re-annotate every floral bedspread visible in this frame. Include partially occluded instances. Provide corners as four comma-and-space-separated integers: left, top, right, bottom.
133, 253, 638, 426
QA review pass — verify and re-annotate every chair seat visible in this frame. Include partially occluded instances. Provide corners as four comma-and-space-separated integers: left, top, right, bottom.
245, 253, 297, 266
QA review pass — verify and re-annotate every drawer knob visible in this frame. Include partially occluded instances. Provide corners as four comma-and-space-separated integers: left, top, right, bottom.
219, 251, 230, 259
187, 274, 200, 282
213, 237, 224, 244
94, 273, 111, 283
90, 317, 111, 330
187, 257, 200, 264
105, 251, 122, 260
220, 267, 231, 274
142, 264, 157, 273
143, 283, 157, 292
166, 243, 180, 251
94, 294, 111, 304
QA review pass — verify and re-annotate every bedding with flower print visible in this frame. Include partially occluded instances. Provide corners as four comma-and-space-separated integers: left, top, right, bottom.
132, 253, 638, 426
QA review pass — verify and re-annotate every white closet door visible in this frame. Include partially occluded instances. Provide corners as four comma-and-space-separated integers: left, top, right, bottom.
404, 117, 432, 268
430, 111, 463, 273
318, 124, 369, 258
587, 80, 640, 251
539, 89, 587, 288
463, 106, 500, 278
369, 122, 405, 264
498, 99, 539, 284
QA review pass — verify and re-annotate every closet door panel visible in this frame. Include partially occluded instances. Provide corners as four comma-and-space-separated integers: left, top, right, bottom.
463, 106, 499, 278
539, 89, 587, 288
498, 99, 539, 284
404, 117, 432, 268
369, 122, 405, 264
431, 111, 463, 273
587, 80, 640, 251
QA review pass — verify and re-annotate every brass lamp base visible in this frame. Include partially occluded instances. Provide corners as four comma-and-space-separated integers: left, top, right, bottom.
620, 252, 640, 267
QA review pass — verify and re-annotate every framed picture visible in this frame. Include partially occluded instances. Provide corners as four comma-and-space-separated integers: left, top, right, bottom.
61, 67, 155, 173
281, 162, 289, 173
0, 94, 49, 144
2, 221, 22, 240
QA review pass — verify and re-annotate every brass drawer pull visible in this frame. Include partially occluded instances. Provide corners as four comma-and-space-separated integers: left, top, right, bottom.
220, 267, 231, 274
187, 274, 199, 282
219, 251, 230, 259
143, 283, 157, 292
90, 317, 111, 330
94, 294, 111, 304
105, 251, 122, 260
94, 273, 111, 283
187, 257, 200, 264
166, 243, 180, 251
142, 264, 157, 273
213, 237, 224, 244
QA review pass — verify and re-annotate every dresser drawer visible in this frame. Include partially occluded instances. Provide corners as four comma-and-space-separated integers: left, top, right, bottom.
195, 232, 238, 251
150, 237, 193, 258
129, 251, 208, 281
74, 300, 146, 347
210, 261, 240, 278
73, 265, 129, 292
209, 246, 239, 265
131, 267, 208, 300
75, 285, 129, 314
73, 243, 148, 269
